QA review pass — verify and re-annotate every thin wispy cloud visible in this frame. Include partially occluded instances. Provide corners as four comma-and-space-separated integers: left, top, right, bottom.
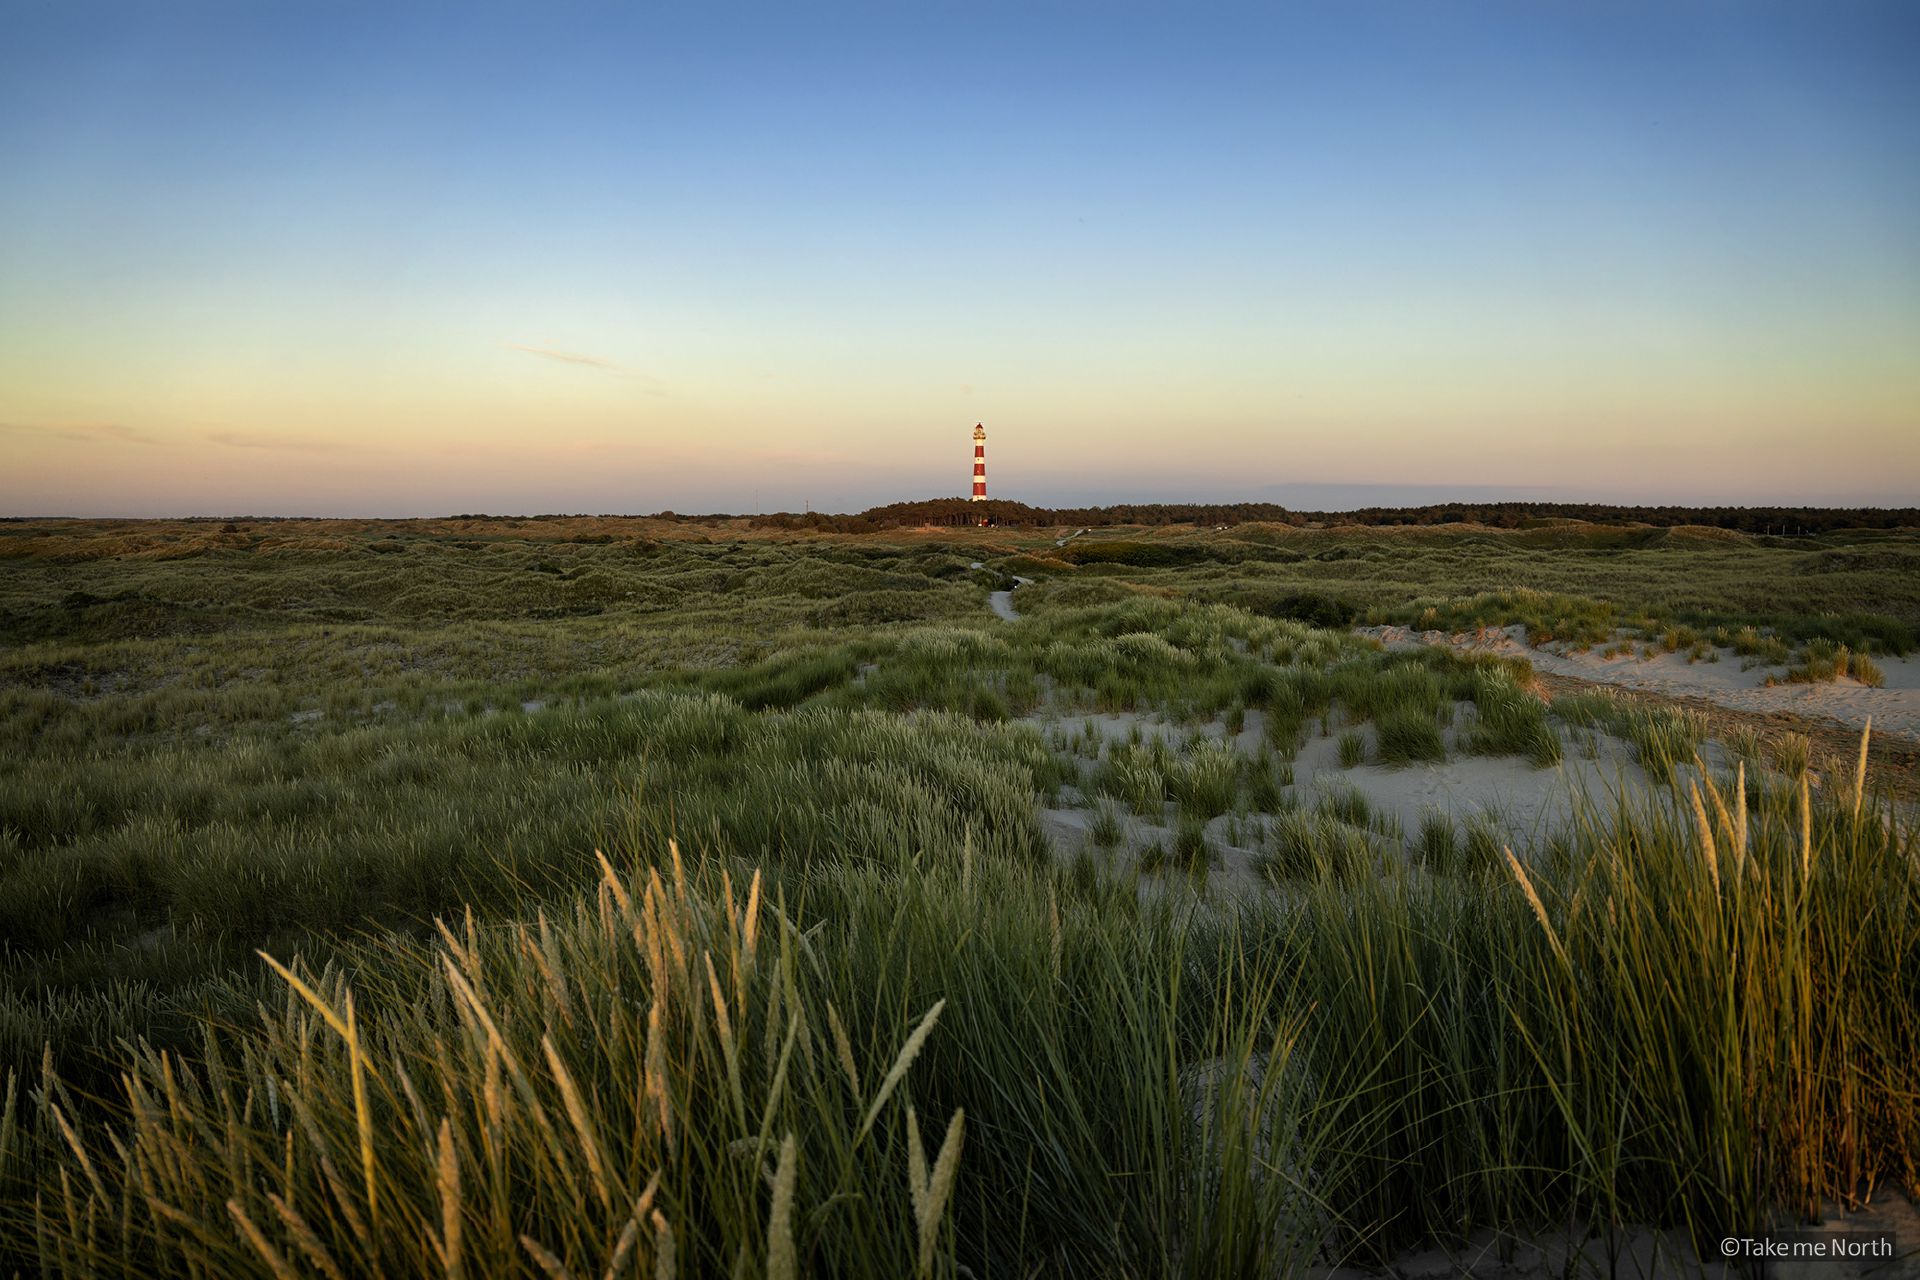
206, 430, 344, 453
0, 421, 157, 445
506, 343, 628, 372
505, 343, 669, 397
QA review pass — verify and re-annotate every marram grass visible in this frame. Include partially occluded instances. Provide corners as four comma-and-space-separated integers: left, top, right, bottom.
0, 830, 1338, 1278
3, 749, 1918, 1275
4, 849, 983, 1278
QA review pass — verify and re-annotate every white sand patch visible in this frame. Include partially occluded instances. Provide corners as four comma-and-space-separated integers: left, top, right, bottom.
1361, 624, 1920, 741
1032, 701, 1680, 893
1021, 706, 1269, 756
1291, 716, 1661, 853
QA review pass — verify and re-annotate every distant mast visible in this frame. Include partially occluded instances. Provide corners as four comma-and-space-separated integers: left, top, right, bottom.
971, 423, 987, 502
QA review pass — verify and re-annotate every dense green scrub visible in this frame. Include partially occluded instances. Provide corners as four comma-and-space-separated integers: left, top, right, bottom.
1146, 525, 1920, 652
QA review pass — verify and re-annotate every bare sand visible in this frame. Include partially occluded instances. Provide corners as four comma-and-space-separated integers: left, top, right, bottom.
1028, 704, 1674, 893
1292, 711, 1666, 844
1362, 625, 1920, 742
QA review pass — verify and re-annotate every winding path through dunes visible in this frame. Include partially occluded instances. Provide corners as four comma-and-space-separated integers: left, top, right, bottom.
989, 578, 1033, 621
972, 562, 1034, 621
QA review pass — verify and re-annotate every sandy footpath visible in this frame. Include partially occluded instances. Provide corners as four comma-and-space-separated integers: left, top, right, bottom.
971, 561, 1033, 621
1361, 624, 1920, 742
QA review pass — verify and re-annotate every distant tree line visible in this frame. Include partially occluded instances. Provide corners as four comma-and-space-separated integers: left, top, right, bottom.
82, 501, 1913, 533
740, 498, 1920, 534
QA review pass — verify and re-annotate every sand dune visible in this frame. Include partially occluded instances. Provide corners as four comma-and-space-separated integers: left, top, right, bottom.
1362, 625, 1920, 742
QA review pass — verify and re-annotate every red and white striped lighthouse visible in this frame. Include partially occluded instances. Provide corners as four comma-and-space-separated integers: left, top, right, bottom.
970, 422, 987, 501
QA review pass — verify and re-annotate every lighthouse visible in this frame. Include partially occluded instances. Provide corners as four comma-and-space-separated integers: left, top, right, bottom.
970, 423, 987, 501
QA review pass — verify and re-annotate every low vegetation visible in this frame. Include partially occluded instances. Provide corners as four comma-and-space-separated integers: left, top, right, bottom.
2, 515, 1916, 1273
1776, 639, 1888, 688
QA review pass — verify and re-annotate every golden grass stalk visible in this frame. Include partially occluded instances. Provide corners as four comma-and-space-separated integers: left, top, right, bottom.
706, 952, 746, 1120
604, 1218, 640, 1280
543, 1035, 613, 1211
645, 999, 673, 1148
858, 1000, 946, 1142
906, 1107, 966, 1277
1701, 762, 1747, 884
827, 1002, 861, 1096
650, 1208, 676, 1280
1733, 760, 1748, 876
45, 1102, 105, 1204
923, 1111, 966, 1274
0, 1072, 15, 1174
520, 1233, 576, 1280
648, 870, 689, 983
256, 951, 354, 1045
482, 1042, 504, 1160
907, 1108, 928, 1228
1800, 770, 1813, 881
1503, 847, 1570, 972
602, 1173, 660, 1280
228, 1198, 300, 1280
767, 1132, 798, 1280
530, 913, 573, 1023
743, 868, 763, 961
1688, 782, 1720, 894
1853, 717, 1871, 821
315, 1149, 370, 1241
345, 991, 381, 1240
267, 1192, 348, 1280
437, 1117, 463, 1279
595, 848, 634, 918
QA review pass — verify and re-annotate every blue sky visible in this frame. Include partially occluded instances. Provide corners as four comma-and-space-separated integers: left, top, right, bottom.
2, 0, 1916, 514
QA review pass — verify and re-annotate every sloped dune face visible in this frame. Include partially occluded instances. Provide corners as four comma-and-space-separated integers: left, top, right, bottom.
1362, 624, 1920, 741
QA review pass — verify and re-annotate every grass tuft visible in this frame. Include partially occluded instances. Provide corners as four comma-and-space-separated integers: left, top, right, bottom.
1464, 669, 1561, 767
1337, 730, 1368, 769
1375, 709, 1446, 765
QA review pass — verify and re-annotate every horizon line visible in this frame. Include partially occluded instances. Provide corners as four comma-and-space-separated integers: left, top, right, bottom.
6, 496, 1920, 523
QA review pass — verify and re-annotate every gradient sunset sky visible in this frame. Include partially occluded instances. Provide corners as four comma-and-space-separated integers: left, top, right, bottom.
3, 1, 1916, 516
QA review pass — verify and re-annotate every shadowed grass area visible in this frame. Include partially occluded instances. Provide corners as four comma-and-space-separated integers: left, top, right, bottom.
0, 694, 1066, 1076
